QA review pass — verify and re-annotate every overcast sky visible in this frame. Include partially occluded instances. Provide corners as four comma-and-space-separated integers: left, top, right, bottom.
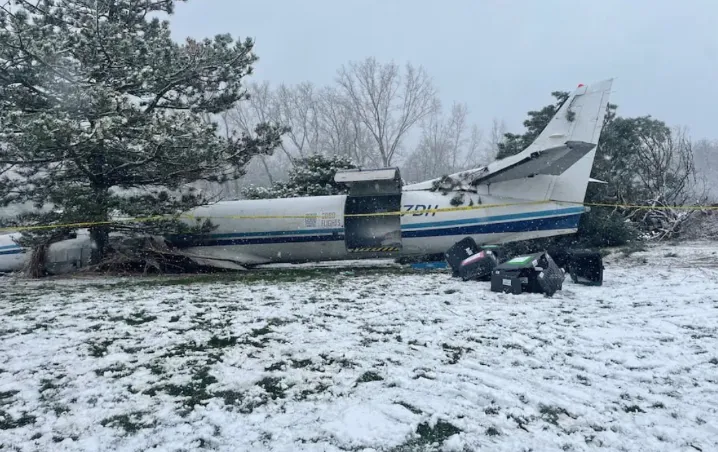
168, 0, 718, 140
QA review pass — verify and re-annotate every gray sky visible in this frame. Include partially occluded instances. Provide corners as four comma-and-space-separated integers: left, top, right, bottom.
169, 0, 718, 140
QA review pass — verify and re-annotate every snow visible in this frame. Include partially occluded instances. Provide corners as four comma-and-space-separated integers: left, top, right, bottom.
1, 242, 718, 451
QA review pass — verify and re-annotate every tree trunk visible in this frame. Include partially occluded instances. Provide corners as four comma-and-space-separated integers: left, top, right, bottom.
25, 243, 48, 278
90, 225, 110, 265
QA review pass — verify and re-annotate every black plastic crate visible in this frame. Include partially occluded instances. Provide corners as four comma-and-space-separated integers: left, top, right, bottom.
445, 237, 481, 276
458, 250, 498, 281
490, 252, 565, 296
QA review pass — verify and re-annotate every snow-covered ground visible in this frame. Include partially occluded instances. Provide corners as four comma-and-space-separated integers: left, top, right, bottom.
1, 242, 718, 451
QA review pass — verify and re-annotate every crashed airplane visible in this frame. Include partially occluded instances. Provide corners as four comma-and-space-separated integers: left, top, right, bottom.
0, 79, 614, 274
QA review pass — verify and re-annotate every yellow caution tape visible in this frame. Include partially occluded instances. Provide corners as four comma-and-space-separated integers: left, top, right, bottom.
0, 200, 552, 233
1, 199, 717, 234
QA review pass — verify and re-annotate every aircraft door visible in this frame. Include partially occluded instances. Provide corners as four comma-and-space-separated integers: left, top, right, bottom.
344, 194, 402, 253
334, 168, 404, 254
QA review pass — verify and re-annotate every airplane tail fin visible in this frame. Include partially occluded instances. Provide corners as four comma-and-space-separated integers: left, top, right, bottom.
520, 78, 614, 205
524, 79, 614, 155
403, 79, 615, 206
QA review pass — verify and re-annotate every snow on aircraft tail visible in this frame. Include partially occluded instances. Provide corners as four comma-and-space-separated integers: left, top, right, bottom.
404, 79, 614, 205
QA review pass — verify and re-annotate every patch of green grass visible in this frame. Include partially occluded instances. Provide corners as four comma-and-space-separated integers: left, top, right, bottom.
39, 378, 59, 394
391, 420, 462, 451
265, 361, 286, 372
144, 366, 218, 417
539, 404, 570, 426
208, 335, 238, 348
295, 382, 331, 401
147, 363, 165, 376
503, 343, 533, 356
53, 404, 70, 416
214, 390, 243, 406
250, 325, 273, 337
486, 426, 501, 436
256, 377, 288, 400
87, 339, 115, 357
319, 354, 356, 369
395, 401, 422, 415
52, 434, 79, 443
100, 411, 155, 433
6, 307, 31, 316
357, 371, 384, 384
442, 343, 472, 365
0, 409, 36, 430
94, 363, 133, 378
624, 404, 645, 413
0, 390, 18, 407
124, 311, 158, 326
291, 358, 313, 369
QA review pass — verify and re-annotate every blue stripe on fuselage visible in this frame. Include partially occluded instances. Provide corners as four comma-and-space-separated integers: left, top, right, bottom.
401, 207, 585, 230
170, 208, 584, 248
0, 249, 24, 256
403, 214, 580, 238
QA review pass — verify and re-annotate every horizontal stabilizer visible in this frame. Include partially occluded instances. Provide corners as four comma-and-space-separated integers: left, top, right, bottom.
470, 141, 596, 186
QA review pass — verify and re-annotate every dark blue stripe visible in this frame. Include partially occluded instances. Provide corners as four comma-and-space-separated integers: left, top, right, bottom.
206, 228, 343, 239
0, 244, 20, 250
171, 215, 581, 247
402, 207, 585, 230
169, 233, 345, 248
0, 249, 24, 256
403, 214, 581, 238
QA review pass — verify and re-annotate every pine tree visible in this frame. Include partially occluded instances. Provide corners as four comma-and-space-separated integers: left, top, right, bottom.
242, 154, 357, 199
496, 91, 570, 160
0, 0, 285, 265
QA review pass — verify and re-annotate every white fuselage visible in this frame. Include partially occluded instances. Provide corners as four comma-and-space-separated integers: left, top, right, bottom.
168, 190, 585, 266
0, 191, 585, 273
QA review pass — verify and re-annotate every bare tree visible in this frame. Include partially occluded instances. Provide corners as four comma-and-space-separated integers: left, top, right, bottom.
275, 82, 322, 159
336, 57, 439, 167
629, 125, 704, 240
692, 139, 718, 202
486, 118, 508, 163
315, 86, 375, 166
403, 102, 484, 182
225, 81, 284, 184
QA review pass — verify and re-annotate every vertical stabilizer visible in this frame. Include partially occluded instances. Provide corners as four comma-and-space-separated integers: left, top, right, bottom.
543, 79, 614, 204
402, 79, 614, 201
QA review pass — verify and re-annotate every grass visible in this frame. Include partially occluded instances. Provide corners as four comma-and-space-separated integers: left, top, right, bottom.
390, 420, 462, 452
3, 244, 718, 451
100, 411, 154, 434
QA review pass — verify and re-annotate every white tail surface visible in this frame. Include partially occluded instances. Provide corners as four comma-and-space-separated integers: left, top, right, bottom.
403, 79, 614, 205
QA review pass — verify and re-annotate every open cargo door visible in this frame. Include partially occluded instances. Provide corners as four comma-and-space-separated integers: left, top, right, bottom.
335, 168, 403, 254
